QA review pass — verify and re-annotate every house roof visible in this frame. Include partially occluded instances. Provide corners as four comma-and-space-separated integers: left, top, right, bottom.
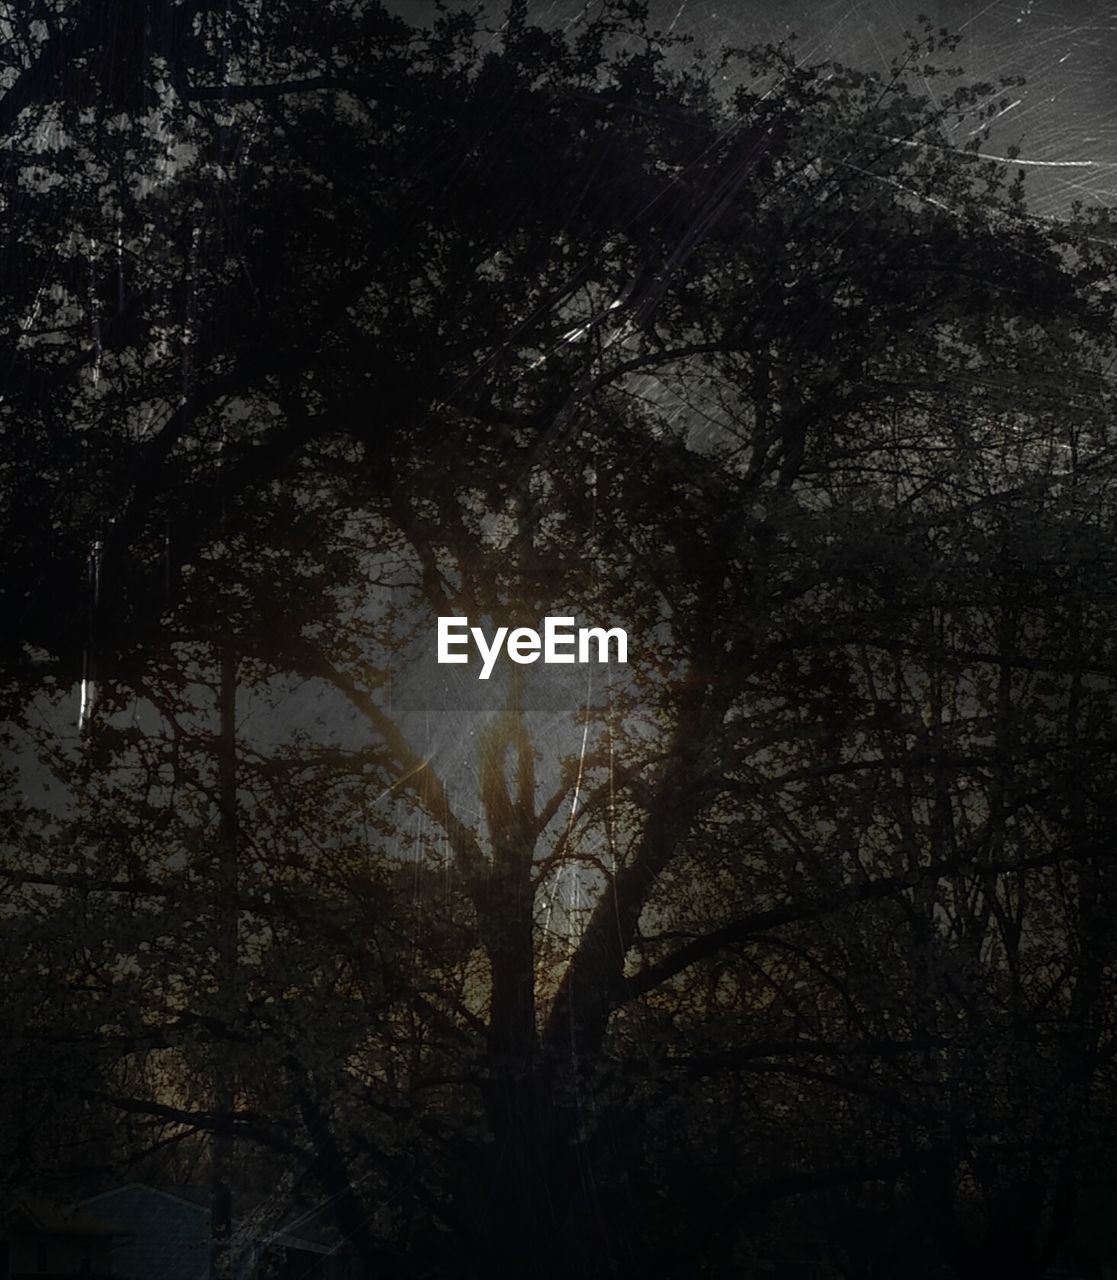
80, 1182, 351, 1256
84, 1183, 209, 1214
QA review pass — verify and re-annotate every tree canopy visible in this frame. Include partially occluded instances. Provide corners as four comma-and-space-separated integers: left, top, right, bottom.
4, 3, 1117, 1278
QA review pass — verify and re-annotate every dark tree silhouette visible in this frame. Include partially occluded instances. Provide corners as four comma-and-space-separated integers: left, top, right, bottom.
4, 4, 1117, 1278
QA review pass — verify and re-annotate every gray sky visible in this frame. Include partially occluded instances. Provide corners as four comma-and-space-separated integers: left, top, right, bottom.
395, 0, 1117, 216
16, 0, 1115, 832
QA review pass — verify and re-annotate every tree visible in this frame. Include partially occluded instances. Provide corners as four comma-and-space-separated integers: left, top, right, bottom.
4, 3, 1117, 1277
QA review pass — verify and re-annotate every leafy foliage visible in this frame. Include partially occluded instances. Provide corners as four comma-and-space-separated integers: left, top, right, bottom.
4, 3, 1117, 1278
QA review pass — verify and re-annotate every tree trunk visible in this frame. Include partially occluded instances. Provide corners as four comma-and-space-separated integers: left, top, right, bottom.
211, 642, 238, 1280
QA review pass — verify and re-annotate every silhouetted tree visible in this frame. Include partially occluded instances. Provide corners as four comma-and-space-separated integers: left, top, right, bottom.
4, 4, 1117, 1278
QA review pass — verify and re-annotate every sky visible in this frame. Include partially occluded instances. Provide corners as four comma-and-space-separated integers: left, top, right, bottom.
395, 0, 1117, 216
19, 0, 1117, 844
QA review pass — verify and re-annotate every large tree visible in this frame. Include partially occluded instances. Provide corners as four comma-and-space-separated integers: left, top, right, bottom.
4, 3, 1117, 1278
